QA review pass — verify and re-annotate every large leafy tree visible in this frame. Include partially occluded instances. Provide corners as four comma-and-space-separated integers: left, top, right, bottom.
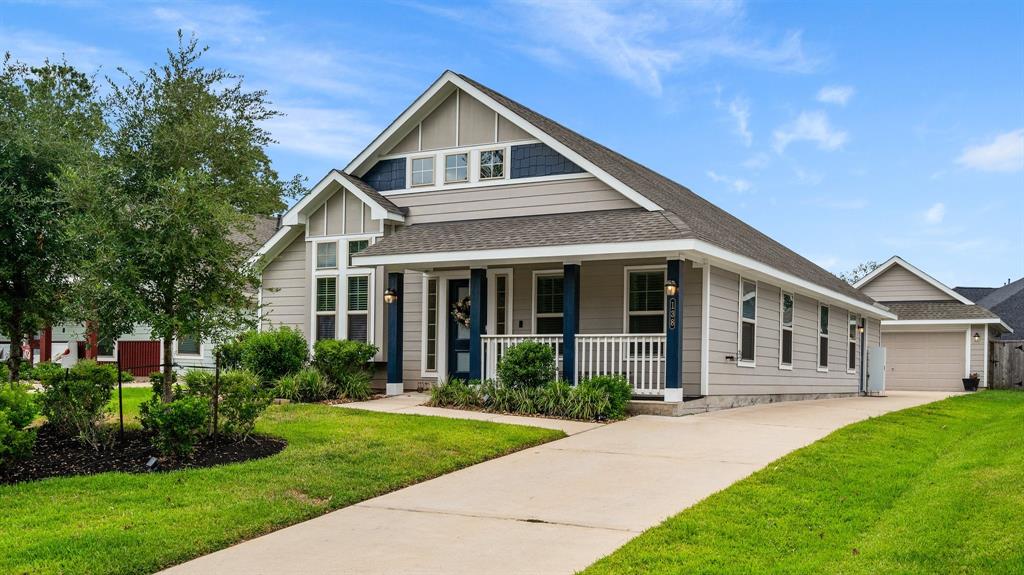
92, 34, 297, 401
0, 56, 105, 380
837, 261, 880, 285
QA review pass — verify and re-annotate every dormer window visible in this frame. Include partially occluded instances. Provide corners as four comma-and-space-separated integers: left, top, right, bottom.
411, 157, 434, 186
480, 149, 504, 179
445, 153, 468, 183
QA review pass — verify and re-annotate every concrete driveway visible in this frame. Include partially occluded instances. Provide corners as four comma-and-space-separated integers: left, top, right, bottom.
161, 391, 956, 575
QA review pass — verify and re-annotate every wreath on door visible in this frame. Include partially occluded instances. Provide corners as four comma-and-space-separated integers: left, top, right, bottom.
451, 296, 471, 328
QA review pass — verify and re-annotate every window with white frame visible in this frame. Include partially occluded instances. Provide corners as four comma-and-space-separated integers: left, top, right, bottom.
780, 292, 794, 368
316, 277, 337, 341
98, 335, 116, 357
347, 275, 369, 342
739, 279, 757, 364
818, 304, 830, 370
347, 239, 369, 267
445, 153, 468, 183
177, 334, 200, 355
494, 274, 510, 335
316, 242, 337, 269
479, 149, 504, 179
627, 269, 665, 334
411, 157, 434, 186
848, 312, 858, 372
425, 278, 438, 371
535, 274, 563, 334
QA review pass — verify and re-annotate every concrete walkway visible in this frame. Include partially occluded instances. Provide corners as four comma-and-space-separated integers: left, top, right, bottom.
161, 391, 956, 575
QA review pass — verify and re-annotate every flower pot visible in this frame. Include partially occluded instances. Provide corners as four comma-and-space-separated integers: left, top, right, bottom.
962, 378, 979, 391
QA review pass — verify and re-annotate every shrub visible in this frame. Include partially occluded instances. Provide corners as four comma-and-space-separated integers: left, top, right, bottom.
140, 396, 210, 457
180, 369, 215, 399
239, 327, 308, 382
313, 339, 378, 400
149, 371, 176, 397
536, 380, 572, 417
428, 378, 483, 408
0, 363, 9, 383
567, 384, 611, 421
216, 334, 249, 371
218, 370, 271, 438
496, 341, 556, 389
578, 375, 632, 419
275, 368, 334, 402
21, 361, 64, 382
38, 360, 116, 448
0, 384, 38, 467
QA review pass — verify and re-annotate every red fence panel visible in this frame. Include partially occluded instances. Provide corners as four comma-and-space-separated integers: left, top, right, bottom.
117, 341, 162, 377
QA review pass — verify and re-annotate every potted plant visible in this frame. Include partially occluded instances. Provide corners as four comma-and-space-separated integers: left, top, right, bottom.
962, 372, 980, 391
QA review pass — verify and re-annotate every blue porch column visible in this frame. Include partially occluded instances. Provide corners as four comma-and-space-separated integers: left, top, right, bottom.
469, 268, 488, 380
386, 272, 404, 395
665, 259, 684, 402
562, 263, 581, 384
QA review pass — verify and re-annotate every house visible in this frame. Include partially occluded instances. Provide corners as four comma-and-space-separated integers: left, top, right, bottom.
854, 256, 1012, 390
955, 277, 1024, 342
254, 70, 898, 407
5, 216, 281, 377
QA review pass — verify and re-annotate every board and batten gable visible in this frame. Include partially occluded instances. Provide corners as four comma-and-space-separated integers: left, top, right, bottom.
707, 266, 863, 395
860, 264, 952, 302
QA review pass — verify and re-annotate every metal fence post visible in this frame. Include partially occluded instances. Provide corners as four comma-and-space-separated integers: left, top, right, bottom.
117, 354, 124, 441
213, 351, 220, 439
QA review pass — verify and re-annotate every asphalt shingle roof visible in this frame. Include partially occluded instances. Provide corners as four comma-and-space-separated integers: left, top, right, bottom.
358, 73, 875, 306
337, 171, 408, 216
954, 286, 995, 303
956, 278, 1024, 341
885, 301, 1001, 321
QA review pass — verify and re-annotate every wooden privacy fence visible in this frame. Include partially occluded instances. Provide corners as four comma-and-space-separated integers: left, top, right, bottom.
990, 341, 1024, 390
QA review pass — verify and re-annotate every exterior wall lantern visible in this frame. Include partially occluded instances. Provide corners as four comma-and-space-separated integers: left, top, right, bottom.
383, 288, 399, 304
973, 332, 981, 343
664, 280, 679, 297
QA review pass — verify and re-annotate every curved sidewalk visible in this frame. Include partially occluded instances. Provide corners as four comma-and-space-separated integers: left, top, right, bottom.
161, 391, 956, 575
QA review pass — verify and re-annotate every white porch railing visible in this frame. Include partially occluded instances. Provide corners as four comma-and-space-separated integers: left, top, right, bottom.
480, 333, 667, 396
481, 335, 564, 381
576, 334, 666, 396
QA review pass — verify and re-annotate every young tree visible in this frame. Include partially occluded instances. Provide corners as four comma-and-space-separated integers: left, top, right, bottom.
95, 34, 297, 401
0, 56, 105, 380
837, 261, 880, 285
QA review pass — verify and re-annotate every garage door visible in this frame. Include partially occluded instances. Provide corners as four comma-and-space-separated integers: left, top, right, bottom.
881, 331, 965, 391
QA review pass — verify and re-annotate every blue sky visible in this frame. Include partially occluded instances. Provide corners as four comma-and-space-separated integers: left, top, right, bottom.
3, 0, 1022, 287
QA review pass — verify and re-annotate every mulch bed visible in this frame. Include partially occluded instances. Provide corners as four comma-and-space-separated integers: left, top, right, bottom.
1, 426, 287, 485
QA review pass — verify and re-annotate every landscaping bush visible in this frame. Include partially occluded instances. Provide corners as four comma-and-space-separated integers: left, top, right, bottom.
0, 363, 9, 383
239, 327, 308, 382
275, 368, 333, 402
21, 361, 64, 382
218, 370, 271, 438
536, 379, 572, 417
428, 378, 482, 409
496, 341, 556, 389
0, 383, 38, 467
180, 369, 215, 399
140, 395, 210, 457
313, 339, 378, 400
215, 333, 249, 371
149, 371, 176, 397
577, 375, 632, 419
38, 360, 116, 449
567, 384, 611, 421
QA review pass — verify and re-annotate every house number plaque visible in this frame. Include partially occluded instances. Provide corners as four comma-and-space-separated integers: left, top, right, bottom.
668, 298, 677, 330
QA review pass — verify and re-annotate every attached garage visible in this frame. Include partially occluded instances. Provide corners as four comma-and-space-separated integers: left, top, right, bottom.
881, 331, 965, 391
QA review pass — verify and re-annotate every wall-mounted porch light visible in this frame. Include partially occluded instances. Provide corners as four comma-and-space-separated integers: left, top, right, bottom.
665, 279, 679, 297
973, 332, 981, 343
858, 324, 865, 334
383, 288, 399, 304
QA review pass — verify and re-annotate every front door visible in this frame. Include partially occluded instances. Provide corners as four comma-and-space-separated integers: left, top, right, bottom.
447, 279, 471, 381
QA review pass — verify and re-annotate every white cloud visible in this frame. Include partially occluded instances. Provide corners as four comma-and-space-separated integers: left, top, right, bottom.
742, 152, 770, 169
816, 85, 854, 106
773, 111, 848, 153
266, 106, 380, 159
707, 170, 752, 193
956, 129, 1024, 172
728, 97, 753, 146
924, 202, 946, 224
793, 167, 824, 185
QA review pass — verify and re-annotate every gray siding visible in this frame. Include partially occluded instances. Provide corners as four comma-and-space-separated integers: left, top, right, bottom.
707, 266, 860, 395
458, 91, 495, 145
260, 232, 310, 340
391, 177, 636, 224
861, 265, 952, 302
970, 323, 985, 380
402, 271, 426, 385
307, 189, 383, 238
420, 91, 457, 150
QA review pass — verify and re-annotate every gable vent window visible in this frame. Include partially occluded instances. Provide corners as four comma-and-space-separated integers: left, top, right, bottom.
347, 275, 369, 343
480, 149, 504, 180
411, 157, 434, 186
738, 279, 756, 365
316, 242, 337, 269
445, 153, 468, 183
818, 304, 830, 371
316, 277, 337, 341
780, 292, 794, 368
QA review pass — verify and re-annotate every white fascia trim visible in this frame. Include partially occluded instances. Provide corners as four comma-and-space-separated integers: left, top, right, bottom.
854, 256, 974, 305
354, 238, 895, 319
881, 318, 1011, 331
284, 170, 405, 227
342, 71, 663, 212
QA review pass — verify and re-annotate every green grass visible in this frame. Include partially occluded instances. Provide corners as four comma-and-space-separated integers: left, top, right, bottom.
584, 391, 1024, 575
3, 392, 564, 575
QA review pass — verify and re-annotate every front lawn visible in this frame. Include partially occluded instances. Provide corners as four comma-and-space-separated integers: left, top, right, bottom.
584, 391, 1024, 574
1, 394, 563, 575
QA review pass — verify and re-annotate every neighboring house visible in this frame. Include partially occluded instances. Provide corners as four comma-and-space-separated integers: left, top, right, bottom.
955, 278, 1024, 342
6, 216, 281, 376
254, 70, 897, 406
854, 256, 1012, 390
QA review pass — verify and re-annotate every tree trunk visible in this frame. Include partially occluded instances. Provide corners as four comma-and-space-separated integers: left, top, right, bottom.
162, 335, 174, 402
7, 307, 24, 382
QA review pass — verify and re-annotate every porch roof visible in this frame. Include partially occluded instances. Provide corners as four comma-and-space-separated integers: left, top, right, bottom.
358, 208, 685, 256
